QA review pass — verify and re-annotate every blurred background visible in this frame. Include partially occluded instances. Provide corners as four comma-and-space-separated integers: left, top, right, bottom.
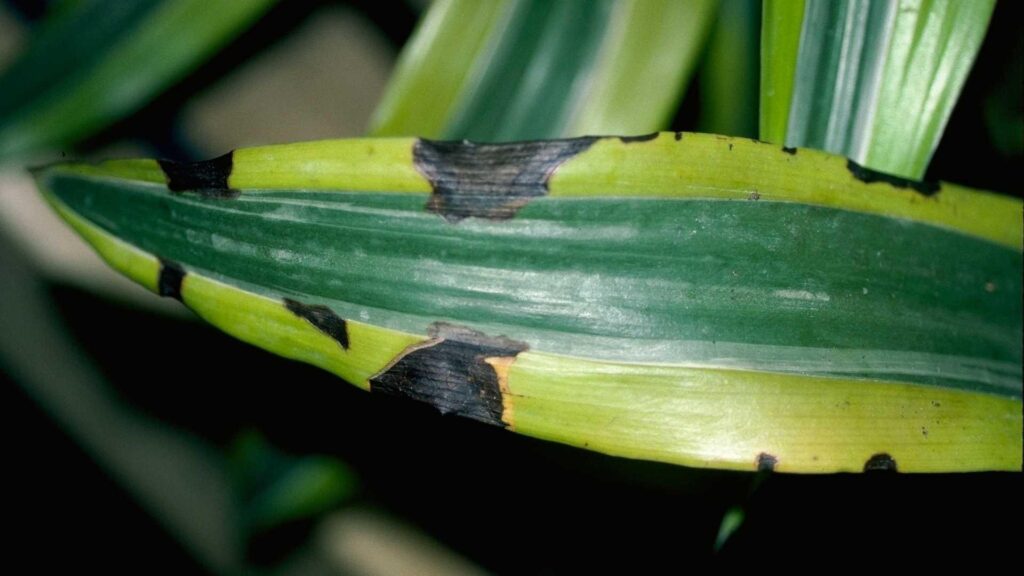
1, 0, 1021, 573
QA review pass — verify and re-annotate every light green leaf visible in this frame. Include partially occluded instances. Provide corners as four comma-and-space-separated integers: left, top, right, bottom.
368, 0, 508, 139
370, 0, 717, 140
761, 0, 994, 179
863, 0, 995, 177
0, 0, 277, 161
759, 0, 805, 144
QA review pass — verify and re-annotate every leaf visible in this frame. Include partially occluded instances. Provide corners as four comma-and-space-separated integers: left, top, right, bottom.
32, 133, 1023, 472
0, 0, 277, 161
370, 0, 717, 140
231, 432, 356, 531
761, 0, 995, 179
699, 0, 761, 138
759, 0, 806, 144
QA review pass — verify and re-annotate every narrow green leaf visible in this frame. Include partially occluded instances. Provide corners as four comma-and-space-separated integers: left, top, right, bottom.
699, 0, 760, 138
763, 0, 994, 179
370, 0, 717, 141
33, 133, 1023, 472
231, 432, 356, 531
784, 0, 893, 155
436, 0, 616, 141
715, 507, 745, 552
368, 0, 508, 138
567, 0, 718, 136
759, 0, 805, 144
0, 0, 277, 161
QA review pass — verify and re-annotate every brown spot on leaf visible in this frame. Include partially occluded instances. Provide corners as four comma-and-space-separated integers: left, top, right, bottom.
864, 453, 898, 472
619, 132, 659, 143
284, 298, 349, 350
369, 323, 528, 427
158, 151, 238, 198
756, 453, 777, 472
157, 258, 185, 302
413, 138, 596, 222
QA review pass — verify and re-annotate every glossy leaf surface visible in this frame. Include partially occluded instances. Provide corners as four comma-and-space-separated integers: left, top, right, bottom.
33, 133, 1023, 472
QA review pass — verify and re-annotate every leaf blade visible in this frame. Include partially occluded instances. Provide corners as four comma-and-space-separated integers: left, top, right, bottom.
371, 0, 716, 141
760, 0, 994, 179
33, 133, 1023, 472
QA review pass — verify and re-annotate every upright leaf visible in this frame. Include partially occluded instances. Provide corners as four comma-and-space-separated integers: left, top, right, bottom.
759, 0, 805, 144
699, 0, 761, 138
367, 0, 508, 139
760, 0, 994, 179
370, 0, 717, 140
863, 0, 995, 177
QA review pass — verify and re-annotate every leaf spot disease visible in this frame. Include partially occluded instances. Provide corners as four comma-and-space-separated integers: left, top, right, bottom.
864, 453, 898, 472
157, 258, 185, 302
618, 132, 659, 143
369, 323, 528, 427
158, 151, 239, 199
756, 453, 777, 472
413, 137, 597, 222
283, 298, 349, 350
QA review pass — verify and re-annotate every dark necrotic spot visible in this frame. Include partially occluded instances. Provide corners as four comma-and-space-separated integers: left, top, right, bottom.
413, 137, 597, 222
157, 258, 185, 302
619, 132, 659, 143
756, 453, 777, 472
782, 146, 797, 155
283, 298, 349, 350
369, 323, 528, 427
674, 131, 683, 141
864, 453, 898, 472
847, 159, 939, 196
158, 151, 238, 199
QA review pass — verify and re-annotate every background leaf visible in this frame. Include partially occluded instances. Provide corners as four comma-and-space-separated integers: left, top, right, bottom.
0, 0, 277, 161
762, 0, 995, 178
699, 0, 761, 138
758, 0, 805, 144
371, 0, 717, 140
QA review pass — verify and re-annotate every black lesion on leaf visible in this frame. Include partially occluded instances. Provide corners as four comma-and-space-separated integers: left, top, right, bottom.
369, 323, 528, 427
782, 146, 797, 155
847, 159, 939, 197
864, 453, 898, 472
619, 132, 659, 143
283, 298, 349, 350
413, 137, 597, 222
158, 151, 239, 199
157, 258, 185, 302
756, 453, 777, 472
